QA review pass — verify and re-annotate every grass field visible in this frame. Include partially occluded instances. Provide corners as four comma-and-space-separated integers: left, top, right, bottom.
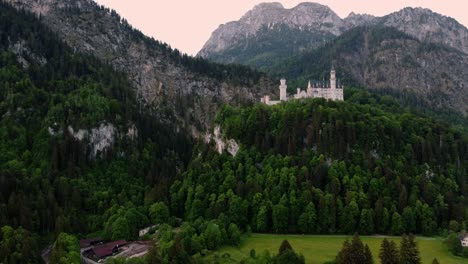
212, 234, 468, 264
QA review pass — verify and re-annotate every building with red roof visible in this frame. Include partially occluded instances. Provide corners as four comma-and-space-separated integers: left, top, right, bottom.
92, 240, 128, 259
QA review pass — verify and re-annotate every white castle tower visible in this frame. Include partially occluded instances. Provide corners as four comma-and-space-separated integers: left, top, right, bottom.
330, 65, 336, 99
279, 78, 287, 101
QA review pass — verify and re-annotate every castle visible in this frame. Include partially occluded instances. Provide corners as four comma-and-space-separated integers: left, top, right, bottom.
261, 67, 344, 105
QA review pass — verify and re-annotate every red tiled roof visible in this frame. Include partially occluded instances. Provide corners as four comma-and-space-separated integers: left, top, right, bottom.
79, 237, 103, 248
93, 240, 128, 258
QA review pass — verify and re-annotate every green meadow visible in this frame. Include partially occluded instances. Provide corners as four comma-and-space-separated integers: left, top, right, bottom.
211, 234, 467, 264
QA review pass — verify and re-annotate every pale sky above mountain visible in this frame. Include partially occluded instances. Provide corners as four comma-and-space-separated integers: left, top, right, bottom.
94, 0, 468, 56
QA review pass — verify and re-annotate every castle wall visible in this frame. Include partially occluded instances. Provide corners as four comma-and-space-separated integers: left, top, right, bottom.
261, 68, 344, 104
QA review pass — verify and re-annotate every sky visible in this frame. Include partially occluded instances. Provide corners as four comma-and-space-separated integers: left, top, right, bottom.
94, 0, 468, 56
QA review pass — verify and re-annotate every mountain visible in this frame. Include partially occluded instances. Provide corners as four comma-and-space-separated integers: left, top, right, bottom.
199, 2, 468, 68
271, 26, 468, 118
198, 2, 344, 70
4, 0, 275, 136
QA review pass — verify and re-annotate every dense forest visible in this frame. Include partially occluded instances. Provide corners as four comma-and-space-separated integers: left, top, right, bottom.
170, 92, 467, 236
0, 2, 193, 261
0, 1, 467, 263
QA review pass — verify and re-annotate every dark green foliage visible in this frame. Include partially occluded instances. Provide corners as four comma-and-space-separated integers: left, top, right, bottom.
379, 238, 399, 264
146, 243, 162, 264
0, 0, 191, 247
432, 258, 440, 264
0, 226, 40, 263
149, 202, 170, 225
445, 233, 463, 256
391, 213, 404, 236
50, 233, 80, 264
274, 240, 305, 264
278, 240, 293, 255
175, 97, 467, 235
399, 234, 422, 264
337, 234, 373, 264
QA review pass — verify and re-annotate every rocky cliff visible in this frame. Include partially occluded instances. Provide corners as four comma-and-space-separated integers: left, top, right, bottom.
4, 0, 274, 136
199, 2, 468, 66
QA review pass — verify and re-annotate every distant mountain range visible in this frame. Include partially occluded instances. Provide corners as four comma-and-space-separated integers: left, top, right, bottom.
198, 2, 468, 117
199, 2, 468, 65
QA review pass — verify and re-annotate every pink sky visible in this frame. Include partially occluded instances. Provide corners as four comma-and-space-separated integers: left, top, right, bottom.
94, 0, 468, 56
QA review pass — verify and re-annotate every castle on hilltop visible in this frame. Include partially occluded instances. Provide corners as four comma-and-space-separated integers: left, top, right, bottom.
261, 67, 344, 105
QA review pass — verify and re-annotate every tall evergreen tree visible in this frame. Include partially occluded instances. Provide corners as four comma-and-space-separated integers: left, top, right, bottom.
379, 238, 399, 264
337, 234, 372, 264
400, 234, 422, 264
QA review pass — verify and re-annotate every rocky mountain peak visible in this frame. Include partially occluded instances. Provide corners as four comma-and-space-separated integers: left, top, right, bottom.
251, 2, 284, 11
198, 2, 343, 58
382, 7, 468, 54
200, 1, 468, 62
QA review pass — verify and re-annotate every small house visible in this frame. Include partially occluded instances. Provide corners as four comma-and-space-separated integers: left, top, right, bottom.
459, 233, 468, 247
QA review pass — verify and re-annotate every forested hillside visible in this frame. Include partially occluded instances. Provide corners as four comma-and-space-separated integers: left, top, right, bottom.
171, 91, 467, 236
0, 3, 192, 261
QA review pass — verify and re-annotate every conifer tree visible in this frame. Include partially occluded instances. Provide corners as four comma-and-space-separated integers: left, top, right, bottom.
379, 238, 399, 264
400, 234, 422, 264
337, 234, 373, 264
279, 239, 293, 255
363, 244, 374, 264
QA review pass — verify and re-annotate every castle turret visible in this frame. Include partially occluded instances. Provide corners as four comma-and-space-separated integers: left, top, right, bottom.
307, 80, 313, 97
330, 66, 336, 100
330, 66, 336, 89
279, 78, 287, 101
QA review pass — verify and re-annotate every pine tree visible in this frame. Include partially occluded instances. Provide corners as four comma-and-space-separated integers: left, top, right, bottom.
337, 239, 353, 264
379, 238, 399, 264
279, 239, 293, 255
400, 234, 422, 264
363, 244, 374, 264
337, 234, 372, 264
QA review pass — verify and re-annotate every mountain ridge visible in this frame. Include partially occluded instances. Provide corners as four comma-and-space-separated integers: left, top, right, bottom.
199, 2, 468, 61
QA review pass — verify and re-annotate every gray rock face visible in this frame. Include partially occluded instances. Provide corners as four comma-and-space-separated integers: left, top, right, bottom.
4, 0, 274, 136
343, 12, 378, 29
381, 7, 468, 54
199, 2, 468, 61
198, 2, 343, 58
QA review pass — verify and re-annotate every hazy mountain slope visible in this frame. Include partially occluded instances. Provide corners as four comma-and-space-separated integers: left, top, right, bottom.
381, 7, 468, 55
199, 2, 468, 67
271, 26, 468, 116
4, 0, 275, 135
198, 2, 344, 69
